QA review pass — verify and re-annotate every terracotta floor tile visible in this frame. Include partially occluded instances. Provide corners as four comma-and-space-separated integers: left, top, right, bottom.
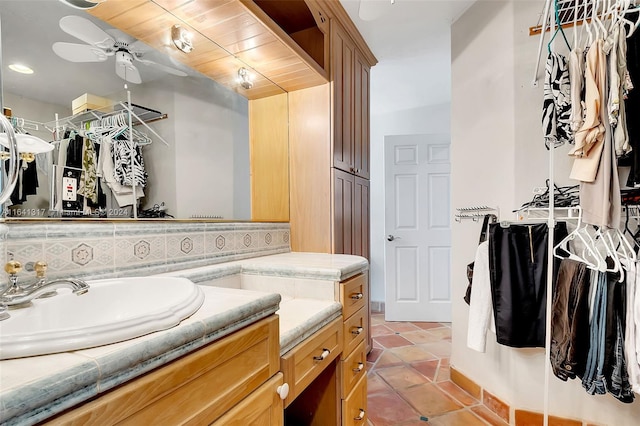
398, 383, 463, 417
367, 347, 384, 363
374, 334, 414, 349
368, 318, 512, 426
426, 327, 452, 340
402, 330, 446, 344
436, 363, 451, 382
412, 322, 446, 330
471, 406, 509, 426
367, 391, 420, 425
418, 341, 452, 358
437, 381, 478, 406
376, 365, 430, 389
385, 321, 421, 333
429, 410, 486, 426
373, 351, 405, 369
371, 324, 394, 337
367, 372, 393, 394
410, 359, 439, 381
391, 345, 438, 363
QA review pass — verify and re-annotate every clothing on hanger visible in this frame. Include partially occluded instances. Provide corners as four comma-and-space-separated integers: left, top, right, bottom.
488, 222, 569, 348
543, 52, 573, 149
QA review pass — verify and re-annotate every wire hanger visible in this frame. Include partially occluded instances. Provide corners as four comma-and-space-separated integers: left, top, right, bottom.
549, 0, 572, 52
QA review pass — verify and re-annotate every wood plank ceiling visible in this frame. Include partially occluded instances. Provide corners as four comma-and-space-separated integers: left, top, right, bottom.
88, 0, 328, 99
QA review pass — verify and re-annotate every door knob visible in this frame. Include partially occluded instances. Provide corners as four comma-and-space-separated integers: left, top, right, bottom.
387, 235, 400, 241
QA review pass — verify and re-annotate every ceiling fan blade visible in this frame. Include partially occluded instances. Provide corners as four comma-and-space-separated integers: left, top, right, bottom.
136, 58, 188, 77
59, 15, 114, 49
52, 42, 110, 62
115, 59, 142, 84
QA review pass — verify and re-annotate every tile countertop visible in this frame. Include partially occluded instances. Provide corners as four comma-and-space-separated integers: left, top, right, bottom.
239, 252, 369, 281
0, 286, 281, 426
0, 252, 368, 425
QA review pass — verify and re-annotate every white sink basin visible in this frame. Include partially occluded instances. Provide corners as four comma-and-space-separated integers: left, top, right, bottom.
0, 277, 204, 360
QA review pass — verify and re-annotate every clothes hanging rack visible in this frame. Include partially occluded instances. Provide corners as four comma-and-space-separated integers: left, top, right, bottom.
44, 101, 169, 146
531, 0, 640, 85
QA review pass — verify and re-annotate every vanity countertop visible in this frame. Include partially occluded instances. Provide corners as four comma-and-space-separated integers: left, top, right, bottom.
0, 252, 368, 425
0, 286, 280, 426
239, 252, 369, 281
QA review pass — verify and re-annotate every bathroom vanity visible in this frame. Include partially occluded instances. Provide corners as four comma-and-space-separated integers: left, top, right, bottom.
0, 251, 369, 425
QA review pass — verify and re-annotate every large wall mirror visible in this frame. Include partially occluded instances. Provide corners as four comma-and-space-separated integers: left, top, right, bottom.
0, 0, 286, 221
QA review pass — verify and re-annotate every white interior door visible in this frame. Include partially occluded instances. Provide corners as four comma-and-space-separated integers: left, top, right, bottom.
384, 134, 451, 322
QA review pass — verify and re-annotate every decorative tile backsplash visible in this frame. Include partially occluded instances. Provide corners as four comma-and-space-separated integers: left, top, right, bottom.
0, 221, 290, 285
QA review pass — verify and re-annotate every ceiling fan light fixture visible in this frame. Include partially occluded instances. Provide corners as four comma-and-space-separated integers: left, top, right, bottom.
59, 0, 105, 10
171, 25, 194, 53
237, 67, 254, 90
8, 64, 34, 74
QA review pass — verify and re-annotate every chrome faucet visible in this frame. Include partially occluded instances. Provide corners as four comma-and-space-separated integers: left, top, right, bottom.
0, 278, 89, 308
0, 260, 89, 311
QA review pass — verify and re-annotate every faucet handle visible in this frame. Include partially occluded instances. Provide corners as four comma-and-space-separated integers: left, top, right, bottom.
33, 261, 47, 279
5, 260, 22, 276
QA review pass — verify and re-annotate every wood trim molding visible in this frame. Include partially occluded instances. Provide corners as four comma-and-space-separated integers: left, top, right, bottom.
318, 0, 378, 67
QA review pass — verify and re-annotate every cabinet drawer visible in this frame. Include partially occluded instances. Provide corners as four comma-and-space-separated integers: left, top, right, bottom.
340, 273, 367, 320
280, 316, 343, 407
342, 375, 367, 426
339, 340, 367, 399
342, 306, 365, 359
44, 316, 279, 426
212, 372, 284, 426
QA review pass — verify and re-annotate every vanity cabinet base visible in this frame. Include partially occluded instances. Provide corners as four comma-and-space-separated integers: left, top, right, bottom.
42, 315, 279, 426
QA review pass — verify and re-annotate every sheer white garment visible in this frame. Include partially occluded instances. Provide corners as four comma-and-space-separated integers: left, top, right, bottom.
466, 241, 496, 353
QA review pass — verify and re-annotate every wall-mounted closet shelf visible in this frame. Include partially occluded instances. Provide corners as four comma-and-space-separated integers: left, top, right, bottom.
529, 0, 640, 36
45, 103, 166, 133
454, 206, 498, 222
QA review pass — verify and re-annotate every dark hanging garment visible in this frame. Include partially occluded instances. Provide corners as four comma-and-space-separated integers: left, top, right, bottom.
6, 159, 38, 205
488, 222, 569, 348
622, 16, 640, 185
550, 258, 591, 381
65, 133, 83, 169
603, 272, 635, 403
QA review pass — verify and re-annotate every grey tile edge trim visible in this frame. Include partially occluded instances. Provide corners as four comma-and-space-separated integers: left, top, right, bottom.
279, 309, 342, 356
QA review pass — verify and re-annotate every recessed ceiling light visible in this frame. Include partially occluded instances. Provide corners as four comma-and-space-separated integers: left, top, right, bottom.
8, 64, 34, 75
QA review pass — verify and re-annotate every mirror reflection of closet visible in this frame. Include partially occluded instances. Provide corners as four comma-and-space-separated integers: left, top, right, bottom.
0, 0, 267, 221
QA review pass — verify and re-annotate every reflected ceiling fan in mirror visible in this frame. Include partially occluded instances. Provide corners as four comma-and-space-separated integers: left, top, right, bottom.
52, 15, 187, 84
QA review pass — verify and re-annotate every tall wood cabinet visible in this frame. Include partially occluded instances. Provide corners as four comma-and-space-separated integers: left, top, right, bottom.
332, 22, 370, 180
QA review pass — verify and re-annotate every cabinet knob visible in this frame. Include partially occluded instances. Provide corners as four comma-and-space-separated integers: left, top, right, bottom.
313, 348, 331, 361
352, 362, 364, 373
350, 292, 363, 300
276, 383, 289, 400
351, 326, 364, 335
354, 409, 366, 421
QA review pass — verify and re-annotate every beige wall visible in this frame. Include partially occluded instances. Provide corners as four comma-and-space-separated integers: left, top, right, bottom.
451, 1, 640, 424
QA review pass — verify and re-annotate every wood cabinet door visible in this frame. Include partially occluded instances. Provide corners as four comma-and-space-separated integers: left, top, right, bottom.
332, 21, 355, 174
354, 50, 370, 179
333, 168, 354, 255
353, 176, 369, 259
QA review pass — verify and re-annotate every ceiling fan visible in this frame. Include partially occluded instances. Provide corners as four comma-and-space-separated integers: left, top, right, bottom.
52, 15, 187, 84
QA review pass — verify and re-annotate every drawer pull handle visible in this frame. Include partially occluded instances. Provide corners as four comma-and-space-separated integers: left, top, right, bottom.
352, 362, 364, 373
313, 348, 331, 361
354, 409, 366, 421
351, 326, 364, 335
276, 383, 289, 400
350, 293, 364, 300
